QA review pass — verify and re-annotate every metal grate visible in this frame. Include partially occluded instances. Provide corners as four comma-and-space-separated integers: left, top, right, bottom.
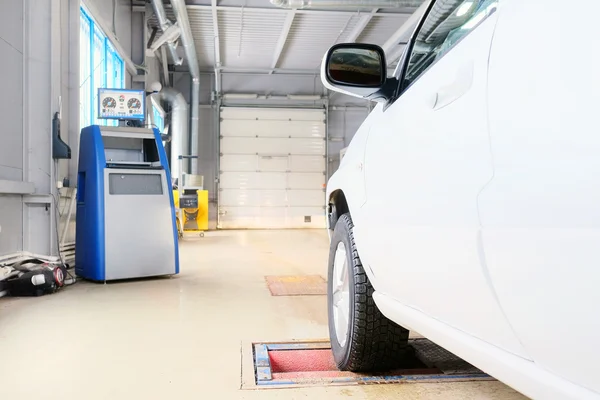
411, 337, 484, 375
249, 339, 493, 388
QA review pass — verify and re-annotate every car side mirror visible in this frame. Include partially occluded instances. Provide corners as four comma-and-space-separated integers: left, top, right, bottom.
321, 43, 397, 103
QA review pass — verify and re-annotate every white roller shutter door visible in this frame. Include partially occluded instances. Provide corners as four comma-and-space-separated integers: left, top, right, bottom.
219, 107, 326, 229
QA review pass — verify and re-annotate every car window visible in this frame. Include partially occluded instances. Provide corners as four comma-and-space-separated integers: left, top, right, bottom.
401, 0, 498, 91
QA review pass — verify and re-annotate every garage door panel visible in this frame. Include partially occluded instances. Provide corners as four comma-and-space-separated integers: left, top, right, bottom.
288, 173, 325, 189
220, 189, 288, 207
292, 138, 325, 155
288, 190, 325, 207
288, 207, 327, 228
219, 107, 326, 229
219, 206, 326, 229
221, 155, 324, 174
220, 172, 287, 190
221, 155, 290, 172
221, 137, 286, 154
221, 107, 325, 122
221, 120, 325, 138
222, 137, 324, 155
219, 206, 287, 229
220, 155, 256, 172
290, 155, 325, 172
258, 155, 288, 172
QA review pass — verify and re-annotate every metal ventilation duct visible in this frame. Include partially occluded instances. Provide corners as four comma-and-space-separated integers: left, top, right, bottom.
158, 87, 188, 180
169, 0, 201, 175
150, 0, 183, 65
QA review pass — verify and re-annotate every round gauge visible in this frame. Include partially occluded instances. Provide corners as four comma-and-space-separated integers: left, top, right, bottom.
127, 98, 141, 110
102, 97, 116, 108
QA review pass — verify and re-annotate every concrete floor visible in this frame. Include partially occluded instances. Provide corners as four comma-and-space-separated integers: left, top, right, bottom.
0, 230, 527, 399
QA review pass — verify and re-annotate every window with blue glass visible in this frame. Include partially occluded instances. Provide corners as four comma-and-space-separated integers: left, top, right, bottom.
80, 7, 125, 129
152, 106, 165, 132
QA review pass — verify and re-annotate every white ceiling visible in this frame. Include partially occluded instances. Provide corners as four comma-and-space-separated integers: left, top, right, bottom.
145, 1, 425, 74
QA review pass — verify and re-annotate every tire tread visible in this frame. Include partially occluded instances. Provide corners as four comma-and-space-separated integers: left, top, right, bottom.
338, 213, 410, 372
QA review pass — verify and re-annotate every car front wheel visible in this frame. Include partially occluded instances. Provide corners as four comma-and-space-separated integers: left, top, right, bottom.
328, 213, 410, 371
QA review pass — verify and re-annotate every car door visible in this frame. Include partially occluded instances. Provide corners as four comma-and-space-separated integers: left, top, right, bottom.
478, 0, 600, 393
359, 0, 529, 357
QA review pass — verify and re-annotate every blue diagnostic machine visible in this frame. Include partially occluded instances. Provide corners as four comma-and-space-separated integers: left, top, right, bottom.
75, 88, 179, 281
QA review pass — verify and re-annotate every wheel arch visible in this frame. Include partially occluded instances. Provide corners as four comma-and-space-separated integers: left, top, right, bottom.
327, 185, 378, 291
328, 189, 350, 231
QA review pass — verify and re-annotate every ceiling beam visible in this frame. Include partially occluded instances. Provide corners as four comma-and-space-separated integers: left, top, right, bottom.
221, 66, 318, 75
270, 10, 296, 72
186, 4, 412, 17
174, 65, 319, 75
344, 8, 378, 43
381, 0, 429, 63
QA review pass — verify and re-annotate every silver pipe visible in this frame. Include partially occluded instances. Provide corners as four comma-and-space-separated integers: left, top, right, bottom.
150, 0, 183, 65
270, 0, 424, 8
159, 87, 188, 180
170, 0, 200, 174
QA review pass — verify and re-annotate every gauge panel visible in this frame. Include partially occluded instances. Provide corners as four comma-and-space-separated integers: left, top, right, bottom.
102, 97, 116, 109
98, 88, 145, 121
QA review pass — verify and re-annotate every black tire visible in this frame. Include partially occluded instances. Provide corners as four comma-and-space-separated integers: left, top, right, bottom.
328, 213, 410, 372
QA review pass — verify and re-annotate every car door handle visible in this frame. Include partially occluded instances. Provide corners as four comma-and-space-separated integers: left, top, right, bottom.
431, 61, 474, 110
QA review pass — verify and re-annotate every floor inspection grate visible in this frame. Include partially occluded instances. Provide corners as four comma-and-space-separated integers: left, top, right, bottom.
247, 339, 493, 388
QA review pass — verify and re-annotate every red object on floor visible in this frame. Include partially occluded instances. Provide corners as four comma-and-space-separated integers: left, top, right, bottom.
269, 349, 338, 372
264, 275, 327, 296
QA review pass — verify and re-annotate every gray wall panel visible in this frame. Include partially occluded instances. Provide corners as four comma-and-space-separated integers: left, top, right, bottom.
0, 195, 23, 254
221, 74, 324, 96
0, 166, 22, 182
84, 0, 132, 56
24, 203, 51, 255
0, 1, 24, 256
0, 31, 23, 174
172, 73, 214, 104
0, 0, 23, 53
197, 107, 217, 196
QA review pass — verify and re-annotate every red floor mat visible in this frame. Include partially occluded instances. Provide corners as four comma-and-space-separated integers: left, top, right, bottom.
269, 349, 337, 372
264, 275, 327, 296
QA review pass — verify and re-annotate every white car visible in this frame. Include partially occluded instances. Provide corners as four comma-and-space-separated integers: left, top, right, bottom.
321, 0, 600, 399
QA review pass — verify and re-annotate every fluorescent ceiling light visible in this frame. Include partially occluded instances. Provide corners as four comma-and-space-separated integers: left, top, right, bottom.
287, 95, 322, 101
461, 11, 486, 30
456, 1, 474, 17
222, 93, 259, 100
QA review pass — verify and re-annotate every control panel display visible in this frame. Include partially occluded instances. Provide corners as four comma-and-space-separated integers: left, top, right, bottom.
98, 88, 145, 121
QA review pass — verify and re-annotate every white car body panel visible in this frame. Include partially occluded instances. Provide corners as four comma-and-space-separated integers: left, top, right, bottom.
358, 12, 530, 359
374, 292, 599, 400
478, 0, 600, 395
323, 0, 600, 398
